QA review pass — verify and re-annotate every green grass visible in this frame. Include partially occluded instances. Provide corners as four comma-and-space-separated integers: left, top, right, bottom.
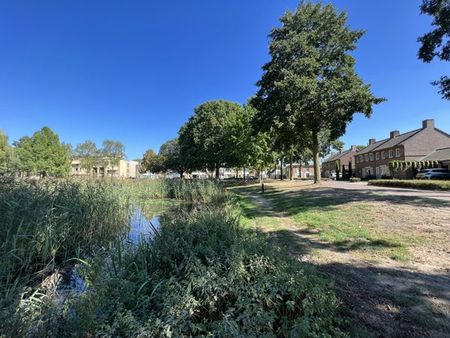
369, 179, 450, 190
233, 184, 414, 261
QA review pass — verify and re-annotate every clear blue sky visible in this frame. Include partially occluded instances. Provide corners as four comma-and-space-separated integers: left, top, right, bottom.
0, 0, 448, 159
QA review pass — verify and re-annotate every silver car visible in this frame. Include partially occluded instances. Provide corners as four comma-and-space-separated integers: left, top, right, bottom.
416, 168, 450, 180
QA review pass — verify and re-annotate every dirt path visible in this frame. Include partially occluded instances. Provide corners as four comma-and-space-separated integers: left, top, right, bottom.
244, 191, 450, 338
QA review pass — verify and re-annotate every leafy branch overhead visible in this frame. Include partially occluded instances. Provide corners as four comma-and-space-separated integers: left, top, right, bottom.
418, 0, 450, 100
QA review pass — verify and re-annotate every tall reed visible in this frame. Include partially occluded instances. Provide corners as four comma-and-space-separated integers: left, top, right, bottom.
0, 177, 130, 316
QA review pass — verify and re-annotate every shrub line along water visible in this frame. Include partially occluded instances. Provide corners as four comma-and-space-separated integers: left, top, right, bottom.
0, 178, 348, 337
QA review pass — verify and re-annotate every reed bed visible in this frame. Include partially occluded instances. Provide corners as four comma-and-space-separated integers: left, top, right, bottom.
1, 178, 346, 337
0, 177, 130, 317
40, 205, 346, 337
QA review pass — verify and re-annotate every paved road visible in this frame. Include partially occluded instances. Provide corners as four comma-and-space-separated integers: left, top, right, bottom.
322, 180, 450, 203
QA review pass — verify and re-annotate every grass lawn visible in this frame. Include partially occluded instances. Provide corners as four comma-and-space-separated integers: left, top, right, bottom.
231, 182, 421, 261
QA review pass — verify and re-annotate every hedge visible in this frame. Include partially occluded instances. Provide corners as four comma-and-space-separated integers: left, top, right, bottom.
368, 179, 450, 190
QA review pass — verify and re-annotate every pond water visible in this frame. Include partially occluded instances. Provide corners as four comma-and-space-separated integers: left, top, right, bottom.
52, 207, 160, 301
128, 207, 161, 243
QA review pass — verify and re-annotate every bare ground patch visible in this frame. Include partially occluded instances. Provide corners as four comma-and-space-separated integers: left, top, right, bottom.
238, 181, 450, 337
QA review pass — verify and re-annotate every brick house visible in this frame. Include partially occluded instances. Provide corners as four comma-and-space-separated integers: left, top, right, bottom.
355, 119, 450, 179
322, 145, 358, 178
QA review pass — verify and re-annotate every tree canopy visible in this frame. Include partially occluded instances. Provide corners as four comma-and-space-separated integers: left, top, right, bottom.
179, 100, 246, 177
418, 0, 450, 100
0, 130, 12, 173
14, 127, 70, 177
252, 2, 383, 183
74, 140, 100, 174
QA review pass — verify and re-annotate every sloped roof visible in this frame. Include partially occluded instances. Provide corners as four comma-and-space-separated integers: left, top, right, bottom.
323, 148, 354, 163
357, 139, 388, 155
357, 129, 422, 155
374, 129, 421, 151
421, 147, 450, 162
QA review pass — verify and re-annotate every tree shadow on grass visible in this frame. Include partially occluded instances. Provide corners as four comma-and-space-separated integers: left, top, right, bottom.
240, 185, 450, 218
258, 226, 450, 337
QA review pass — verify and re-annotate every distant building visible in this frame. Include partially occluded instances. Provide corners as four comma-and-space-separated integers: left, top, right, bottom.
71, 159, 140, 178
321, 145, 359, 178
355, 119, 450, 179
268, 163, 315, 179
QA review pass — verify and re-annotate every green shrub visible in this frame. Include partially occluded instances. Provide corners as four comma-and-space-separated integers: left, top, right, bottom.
1, 178, 348, 337
349, 177, 361, 182
368, 179, 450, 190
58, 207, 347, 337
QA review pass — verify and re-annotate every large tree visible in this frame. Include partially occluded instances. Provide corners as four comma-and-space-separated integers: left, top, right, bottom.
252, 2, 383, 183
0, 130, 12, 173
178, 100, 244, 178
15, 127, 70, 177
141, 149, 162, 173
102, 140, 125, 175
158, 138, 186, 178
74, 140, 99, 175
418, 0, 450, 100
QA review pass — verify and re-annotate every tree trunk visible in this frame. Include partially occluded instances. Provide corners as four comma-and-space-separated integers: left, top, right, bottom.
312, 130, 321, 184
243, 167, 246, 182
299, 159, 302, 179
280, 158, 284, 180
215, 165, 220, 179
289, 155, 293, 180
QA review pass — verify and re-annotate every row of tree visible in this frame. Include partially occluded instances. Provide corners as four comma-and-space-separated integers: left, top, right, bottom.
0, 127, 125, 177
73, 140, 125, 176
141, 2, 383, 183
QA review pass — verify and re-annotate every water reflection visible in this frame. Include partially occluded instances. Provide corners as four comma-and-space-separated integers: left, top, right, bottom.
128, 207, 161, 243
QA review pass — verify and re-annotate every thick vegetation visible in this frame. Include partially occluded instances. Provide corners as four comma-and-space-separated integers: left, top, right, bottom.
0, 178, 347, 337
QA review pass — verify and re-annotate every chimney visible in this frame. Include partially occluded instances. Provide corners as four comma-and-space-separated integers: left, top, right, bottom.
422, 119, 435, 129
350, 145, 357, 151
368, 138, 376, 145
390, 130, 400, 139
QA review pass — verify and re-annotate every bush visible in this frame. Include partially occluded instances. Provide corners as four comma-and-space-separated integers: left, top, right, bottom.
349, 177, 361, 182
59, 207, 347, 337
1, 178, 348, 337
368, 179, 450, 190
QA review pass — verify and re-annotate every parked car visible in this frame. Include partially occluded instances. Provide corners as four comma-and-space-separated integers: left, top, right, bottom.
416, 168, 450, 180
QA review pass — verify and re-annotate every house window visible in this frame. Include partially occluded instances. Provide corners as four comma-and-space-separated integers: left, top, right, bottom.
364, 154, 369, 162
355, 156, 359, 164
375, 152, 379, 160
395, 148, 401, 157
381, 151, 386, 160
376, 167, 380, 176
369, 153, 374, 161
360, 155, 363, 163
389, 150, 393, 158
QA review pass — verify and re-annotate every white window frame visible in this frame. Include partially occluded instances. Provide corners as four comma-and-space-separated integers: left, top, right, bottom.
395, 148, 401, 158
365, 154, 369, 162
381, 151, 386, 160
369, 153, 374, 161
389, 150, 393, 158
375, 152, 379, 160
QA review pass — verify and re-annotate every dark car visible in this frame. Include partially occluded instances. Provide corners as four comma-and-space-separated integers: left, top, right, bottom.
416, 168, 450, 180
